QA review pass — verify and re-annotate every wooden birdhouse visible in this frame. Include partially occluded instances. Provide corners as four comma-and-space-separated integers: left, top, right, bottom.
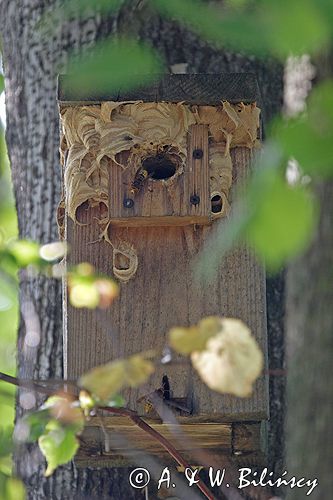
57, 74, 268, 467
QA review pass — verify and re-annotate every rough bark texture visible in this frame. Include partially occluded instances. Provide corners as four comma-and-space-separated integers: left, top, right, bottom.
266, 273, 285, 486
286, 181, 333, 499
0, 1, 284, 498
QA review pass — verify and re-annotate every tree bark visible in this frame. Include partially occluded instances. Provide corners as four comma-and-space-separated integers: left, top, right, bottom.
0, 1, 284, 498
286, 180, 333, 499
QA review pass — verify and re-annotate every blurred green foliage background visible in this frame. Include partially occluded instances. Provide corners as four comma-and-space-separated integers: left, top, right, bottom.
0, 65, 18, 495
0, 79, 17, 429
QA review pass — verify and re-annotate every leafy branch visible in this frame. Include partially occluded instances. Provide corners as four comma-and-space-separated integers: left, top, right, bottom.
0, 240, 119, 310
0, 373, 59, 397
1, 370, 215, 500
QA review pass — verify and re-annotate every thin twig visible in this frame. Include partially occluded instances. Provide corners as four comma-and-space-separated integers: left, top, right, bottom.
100, 406, 216, 500
0, 372, 77, 396
0, 372, 51, 395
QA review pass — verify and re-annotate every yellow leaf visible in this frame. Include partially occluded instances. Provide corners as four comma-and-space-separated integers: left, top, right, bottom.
79, 354, 155, 402
79, 390, 95, 411
169, 316, 222, 354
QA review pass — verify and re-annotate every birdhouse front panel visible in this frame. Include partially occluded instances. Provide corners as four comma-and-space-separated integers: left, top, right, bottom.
58, 74, 268, 465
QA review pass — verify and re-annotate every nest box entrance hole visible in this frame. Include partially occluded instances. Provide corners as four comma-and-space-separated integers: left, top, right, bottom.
114, 252, 130, 271
142, 153, 177, 180
211, 193, 223, 214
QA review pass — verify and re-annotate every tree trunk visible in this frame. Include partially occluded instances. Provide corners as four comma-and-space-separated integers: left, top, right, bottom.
0, 1, 284, 498
286, 180, 333, 499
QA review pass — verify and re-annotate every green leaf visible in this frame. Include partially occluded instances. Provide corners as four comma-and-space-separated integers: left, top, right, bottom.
7, 240, 41, 268
0, 427, 13, 476
276, 80, 333, 177
246, 171, 318, 270
4, 477, 25, 500
195, 144, 317, 277
0, 278, 15, 312
0, 472, 6, 499
153, 0, 226, 43
276, 119, 333, 177
64, 39, 163, 98
21, 409, 51, 443
80, 391, 125, 410
0, 472, 25, 500
195, 143, 282, 280
194, 201, 251, 282
317, 0, 333, 24
0, 428, 13, 458
38, 421, 80, 476
107, 394, 126, 408
260, 0, 330, 59
153, 0, 264, 53
0, 75, 4, 94
153, 0, 330, 59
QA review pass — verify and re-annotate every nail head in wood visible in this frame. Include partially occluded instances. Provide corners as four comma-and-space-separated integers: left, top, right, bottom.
123, 198, 134, 209
192, 148, 203, 159
190, 194, 200, 206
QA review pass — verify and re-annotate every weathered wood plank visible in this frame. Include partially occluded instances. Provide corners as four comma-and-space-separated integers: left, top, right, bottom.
108, 124, 210, 226
76, 417, 232, 467
186, 124, 210, 219
232, 422, 262, 453
76, 418, 266, 468
65, 147, 268, 420
58, 73, 260, 104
